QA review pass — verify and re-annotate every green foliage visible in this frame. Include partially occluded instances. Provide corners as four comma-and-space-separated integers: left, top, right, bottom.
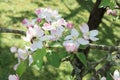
0, 0, 120, 80
46, 52, 61, 68
99, 0, 116, 9
33, 48, 47, 69
16, 61, 26, 77
76, 53, 87, 68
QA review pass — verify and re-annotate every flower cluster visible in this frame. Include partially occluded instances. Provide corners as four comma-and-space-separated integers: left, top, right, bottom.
10, 46, 33, 70
106, 9, 117, 16
9, 7, 99, 79
63, 24, 98, 52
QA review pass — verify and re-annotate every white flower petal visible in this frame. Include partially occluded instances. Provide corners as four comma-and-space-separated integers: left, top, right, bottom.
17, 48, 28, 60
80, 24, 89, 34
40, 35, 50, 41
65, 35, 72, 40
100, 77, 106, 80
71, 28, 79, 37
37, 41, 43, 49
89, 36, 99, 41
29, 55, 33, 66
78, 38, 89, 45
90, 30, 98, 37
114, 70, 120, 80
30, 42, 38, 51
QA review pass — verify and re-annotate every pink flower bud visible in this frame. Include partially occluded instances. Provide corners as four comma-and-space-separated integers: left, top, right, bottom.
27, 24, 34, 28
22, 18, 28, 25
65, 43, 77, 52
35, 9, 41, 15
66, 22, 73, 29
111, 10, 117, 16
8, 74, 19, 80
36, 18, 42, 23
10, 47, 17, 53
106, 9, 112, 15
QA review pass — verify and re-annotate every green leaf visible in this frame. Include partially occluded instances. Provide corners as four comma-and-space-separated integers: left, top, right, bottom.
99, 0, 116, 9
16, 61, 26, 77
76, 53, 87, 67
99, 0, 110, 8
33, 48, 46, 69
109, 0, 116, 9
47, 52, 61, 68
79, 45, 88, 49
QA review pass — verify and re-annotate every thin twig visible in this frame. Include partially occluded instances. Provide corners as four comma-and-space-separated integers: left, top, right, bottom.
89, 44, 120, 52
0, 27, 26, 35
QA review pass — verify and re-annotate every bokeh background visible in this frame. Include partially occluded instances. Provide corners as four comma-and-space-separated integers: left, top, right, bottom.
0, 0, 120, 80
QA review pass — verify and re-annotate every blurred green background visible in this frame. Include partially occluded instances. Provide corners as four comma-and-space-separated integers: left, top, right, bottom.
0, 0, 120, 80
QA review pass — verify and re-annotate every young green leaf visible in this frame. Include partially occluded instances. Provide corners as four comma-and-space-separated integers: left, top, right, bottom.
76, 53, 87, 67
16, 61, 26, 77
47, 52, 61, 68
33, 48, 46, 69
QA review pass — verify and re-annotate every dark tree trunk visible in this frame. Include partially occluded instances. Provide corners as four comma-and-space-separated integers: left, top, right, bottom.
87, 0, 106, 30
73, 0, 106, 80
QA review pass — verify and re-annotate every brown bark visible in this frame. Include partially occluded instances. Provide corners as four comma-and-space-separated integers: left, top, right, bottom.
73, 0, 106, 80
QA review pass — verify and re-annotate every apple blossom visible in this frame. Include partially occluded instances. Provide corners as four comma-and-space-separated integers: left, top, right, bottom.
79, 24, 98, 45
22, 25, 48, 51
22, 18, 36, 28
63, 28, 81, 52
113, 70, 120, 80
42, 18, 66, 31
8, 74, 19, 80
35, 8, 61, 22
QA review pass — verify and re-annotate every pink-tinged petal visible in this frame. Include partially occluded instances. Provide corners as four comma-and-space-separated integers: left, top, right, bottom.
17, 48, 28, 60
35, 8, 41, 15
29, 55, 33, 66
71, 28, 79, 37
58, 18, 67, 26
90, 30, 98, 37
63, 41, 78, 52
22, 18, 29, 25
42, 23, 53, 30
78, 38, 89, 45
89, 36, 99, 41
8, 74, 19, 80
80, 24, 89, 34
106, 9, 112, 15
34, 25, 44, 37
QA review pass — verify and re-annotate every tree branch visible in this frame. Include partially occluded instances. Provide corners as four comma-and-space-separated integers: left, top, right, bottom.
0, 27, 26, 35
0, 27, 120, 52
